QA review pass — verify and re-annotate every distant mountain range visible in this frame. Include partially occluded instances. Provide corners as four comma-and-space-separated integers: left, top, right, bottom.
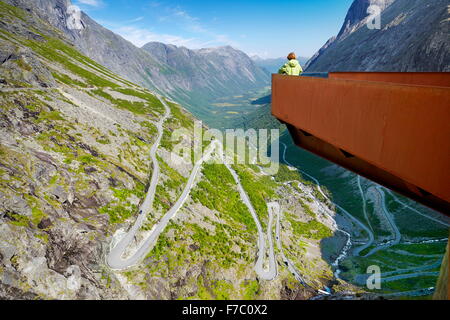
141, 42, 269, 116
3, 0, 270, 116
252, 56, 309, 74
306, 0, 450, 71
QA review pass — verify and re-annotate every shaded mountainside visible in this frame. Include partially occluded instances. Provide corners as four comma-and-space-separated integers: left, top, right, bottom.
3, 0, 165, 89
232, 94, 285, 131
306, 0, 450, 71
3, 0, 270, 116
336, 0, 396, 39
142, 42, 269, 114
0, 1, 354, 300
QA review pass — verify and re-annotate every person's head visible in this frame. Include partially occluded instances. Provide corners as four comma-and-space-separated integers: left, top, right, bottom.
287, 52, 296, 60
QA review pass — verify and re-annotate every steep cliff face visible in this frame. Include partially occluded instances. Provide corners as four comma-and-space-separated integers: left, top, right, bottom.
142, 42, 270, 108
306, 0, 450, 71
3, 0, 269, 111
3, 0, 172, 92
337, 0, 396, 38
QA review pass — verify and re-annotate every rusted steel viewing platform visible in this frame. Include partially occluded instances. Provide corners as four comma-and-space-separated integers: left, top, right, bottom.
271, 72, 450, 215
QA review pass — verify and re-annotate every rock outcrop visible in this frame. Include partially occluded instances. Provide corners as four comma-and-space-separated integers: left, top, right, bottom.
336, 0, 396, 39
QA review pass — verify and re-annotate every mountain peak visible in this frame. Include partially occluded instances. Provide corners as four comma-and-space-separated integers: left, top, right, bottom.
142, 41, 186, 51
306, 0, 449, 72
4, 0, 84, 36
196, 45, 239, 54
337, 0, 397, 38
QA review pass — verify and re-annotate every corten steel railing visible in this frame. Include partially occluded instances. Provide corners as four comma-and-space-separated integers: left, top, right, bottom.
272, 72, 450, 215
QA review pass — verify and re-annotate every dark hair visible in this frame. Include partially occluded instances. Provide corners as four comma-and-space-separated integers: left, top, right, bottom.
287, 52, 296, 60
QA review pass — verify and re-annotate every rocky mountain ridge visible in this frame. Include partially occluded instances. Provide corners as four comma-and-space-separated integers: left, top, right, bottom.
306, 0, 450, 71
142, 41, 269, 111
337, 0, 397, 39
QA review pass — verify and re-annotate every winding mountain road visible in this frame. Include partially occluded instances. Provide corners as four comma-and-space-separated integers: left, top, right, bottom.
271, 202, 307, 285
279, 142, 373, 262
107, 97, 277, 280
224, 161, 277, 280
280, 140, 449, 296
107, 105, 447, 294
357, 176, 371, 230
362, 186, 401, 257
107, 94, 170, 269
384, 189, 450, 227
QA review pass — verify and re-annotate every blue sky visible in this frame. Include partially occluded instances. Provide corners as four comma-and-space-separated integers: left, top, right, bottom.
74, 0, 354, 58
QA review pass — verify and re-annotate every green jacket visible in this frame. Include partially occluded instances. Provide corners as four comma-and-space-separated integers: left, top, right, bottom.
278, 59, 303, 76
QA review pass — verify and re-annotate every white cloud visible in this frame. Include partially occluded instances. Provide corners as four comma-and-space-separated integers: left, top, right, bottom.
248, 51, 271, 59
177, 9, 221, 36
77, 0, 102, 7
112, 25, 238, 50
128, 16, 144, 23
199, 34, 238, 48
158, 6, 233, 43
112, 25, 198, 48
147, 1, 161, 8
100, 4, 239, 51
157, 7, 205, 33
